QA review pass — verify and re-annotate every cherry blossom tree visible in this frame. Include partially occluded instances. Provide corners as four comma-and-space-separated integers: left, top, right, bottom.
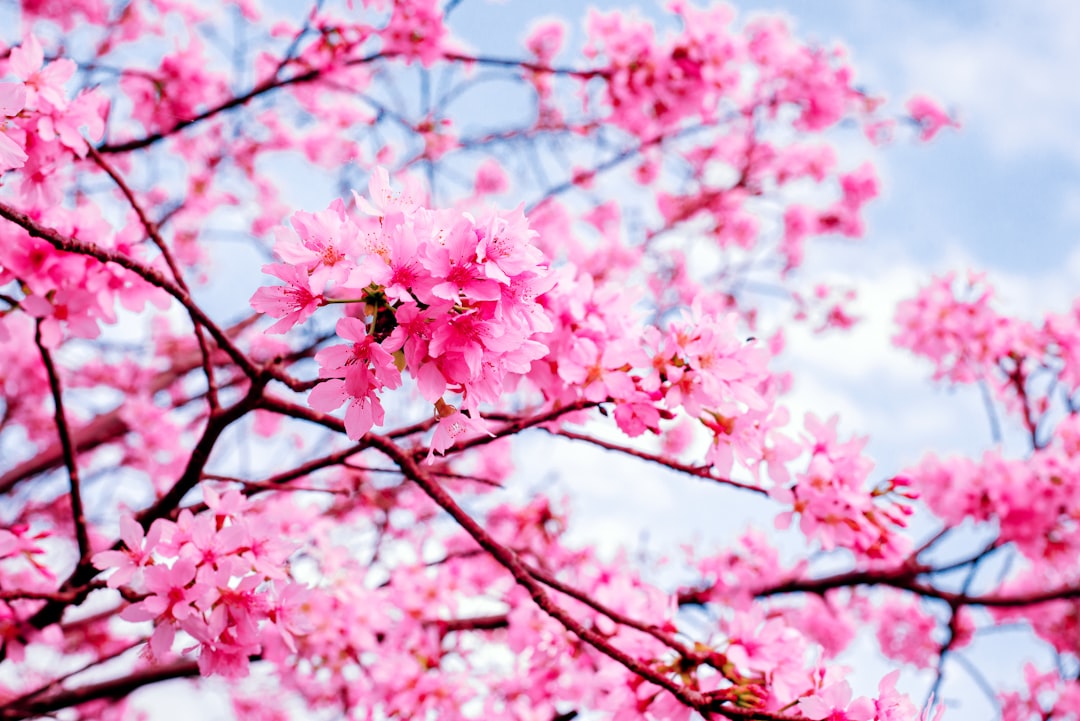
0, 1, 1073, 720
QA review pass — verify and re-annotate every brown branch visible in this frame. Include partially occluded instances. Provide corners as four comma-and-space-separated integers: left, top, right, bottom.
523, 561, 699, 661
257, 394, 443, 442
1004, 361, 1039, 446
58, 606, 123, 635
258, 395, 594, 458
23, 374, 271, 634
96, 48, 392, 154
424, 400, 599, 459
0, 585, 102, 602
257, 393, 347, 434
437, 613, 509, 634
365, 432, 761, 720
135, 375, 271, 528
0, 411, 127, 495
546, 428, 767, 496
342, 462, 504, 488
441, 52, 610, 80
0, 201, 259, 379
34, 322, 91, 564
0, 316, 258, 495
230, 443, 366, 490
420, 572, 698, 665
1, 660, 201, 720
97, 51, 605, 155
3, 639, 143, 708
200, 474, 350, 495
912, 527, 950, 559
755, 566, 1080, 608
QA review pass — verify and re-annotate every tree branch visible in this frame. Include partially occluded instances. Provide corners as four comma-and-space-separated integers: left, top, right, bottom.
755, 565, 1080, 608
97, 51, 606, 155
546, 427, 767, 496
86, 144, 220, 410
0, 316, 257, 495
23, 373, 271, 634
366, 431, 776, 720
0, 201, 259, 379
34, 321, 91, 564
1, 660, 201, 720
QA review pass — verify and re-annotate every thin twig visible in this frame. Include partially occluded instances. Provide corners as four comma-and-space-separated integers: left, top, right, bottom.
86, 144, 220, 410
547, 428, 767, 495
3, 639, 144, 707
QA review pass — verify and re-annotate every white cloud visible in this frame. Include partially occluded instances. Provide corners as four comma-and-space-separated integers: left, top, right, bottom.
772, 232, 1080, 476
896, 0, 1080, 162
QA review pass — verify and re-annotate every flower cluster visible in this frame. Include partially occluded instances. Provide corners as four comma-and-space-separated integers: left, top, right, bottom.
256, 171, 791, 468
585, 4, 869, 138
999, 665, 1080, 721
0, 36, 107, 190
379, 0, 447, 66
253, 169, 554, 453
798, 670, 930, 721
893, 272, 1036, 385
906, 96, 959, 142
911, 414, 1080, 569
896, 272, 1080, 437
92, 489, 309, 677
0, 206, 167, 348
532, 273, 780, 464
119, 37, 230, 141
773, 414, 916, 561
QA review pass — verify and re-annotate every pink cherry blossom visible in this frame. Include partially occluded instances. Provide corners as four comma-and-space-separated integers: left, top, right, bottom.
0, 83, 28, 170
91, 514, 164, 589
906, 95, 959, 141
0, 4, 1058, 720
799, 679, 875, 721
250, 263, 325, 333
